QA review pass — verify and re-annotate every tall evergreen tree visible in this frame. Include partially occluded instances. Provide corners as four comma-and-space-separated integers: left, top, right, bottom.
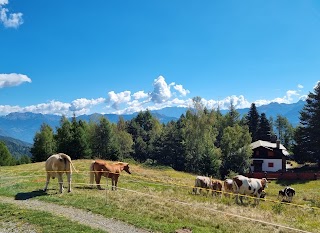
113, 121, 133, 160
91, 117, 119, 160
294, 82, 320, 166
225, 102, 240, 127
274, 115, 294, 149
153, 120, 186, 170
0, 141, 15, 166
257, 113, 271, 141
70, 118, 92, 159
31, 123, 56, 162
55, 116, 72, 155
127, 110, 161, 163
246, 103, 260, 142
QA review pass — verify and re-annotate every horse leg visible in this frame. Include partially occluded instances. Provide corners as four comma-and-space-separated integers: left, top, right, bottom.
66, 171, 71, 192
95, 172, 102, 190
43, 173, 50, 192
58, 173, 64, 193
114, 177, 119, 191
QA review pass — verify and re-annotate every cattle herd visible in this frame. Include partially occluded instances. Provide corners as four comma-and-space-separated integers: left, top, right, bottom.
192, 174, 295, 205
43, 153, 296, 205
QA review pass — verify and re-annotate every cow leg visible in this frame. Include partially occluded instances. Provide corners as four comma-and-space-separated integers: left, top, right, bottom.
239, 194, 244, 204
95, 172, 102, 190
43, 173, 50, 192
66, 172, 71, 192
58, 173, 64, 193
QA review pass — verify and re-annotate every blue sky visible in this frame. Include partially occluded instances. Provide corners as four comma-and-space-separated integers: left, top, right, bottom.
1, 0, 320, 116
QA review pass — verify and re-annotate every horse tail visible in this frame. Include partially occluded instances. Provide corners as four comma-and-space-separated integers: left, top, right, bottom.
59, 153, 78, 173
89, 161, 95, 185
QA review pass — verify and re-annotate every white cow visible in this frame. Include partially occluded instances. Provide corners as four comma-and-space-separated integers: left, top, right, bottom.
43, 153, 77, 193
232, 175, 268, 205
192, 176, 213, 195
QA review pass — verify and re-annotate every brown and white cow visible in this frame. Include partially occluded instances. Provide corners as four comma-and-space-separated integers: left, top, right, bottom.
192, 176, 213, 195
211, 179, 223, 196
232, 175, 268, 205
43, 153, 77, 193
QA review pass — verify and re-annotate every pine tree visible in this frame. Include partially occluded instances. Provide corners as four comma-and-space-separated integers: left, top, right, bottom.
246, 103, 260, 142
257, 113, 271, 141
55, 116, 72, 155
294, 82, 320, 167
0, 141, 15, 166
31, 123, 56, 162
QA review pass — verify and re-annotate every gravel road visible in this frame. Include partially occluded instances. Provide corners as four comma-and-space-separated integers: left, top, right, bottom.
0, 196, 152, 233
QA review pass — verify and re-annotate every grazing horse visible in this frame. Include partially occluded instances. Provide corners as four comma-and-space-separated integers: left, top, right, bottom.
43, 153, 77, 193
89, 160, 131, 190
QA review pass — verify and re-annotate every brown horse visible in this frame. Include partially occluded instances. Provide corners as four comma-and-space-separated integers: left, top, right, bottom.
89, 160, 131, 190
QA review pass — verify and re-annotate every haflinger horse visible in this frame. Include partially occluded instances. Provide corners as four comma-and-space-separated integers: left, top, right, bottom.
43, 153, 77, 193
89, 160, 131, 190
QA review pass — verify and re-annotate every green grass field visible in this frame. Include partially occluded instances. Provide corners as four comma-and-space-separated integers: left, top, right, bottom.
1, 160, 319, 233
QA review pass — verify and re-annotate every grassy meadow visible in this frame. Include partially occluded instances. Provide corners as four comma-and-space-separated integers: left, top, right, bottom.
0, 160, 320, 233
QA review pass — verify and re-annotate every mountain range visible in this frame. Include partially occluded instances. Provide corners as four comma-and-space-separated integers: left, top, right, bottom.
0, 100, 305, 144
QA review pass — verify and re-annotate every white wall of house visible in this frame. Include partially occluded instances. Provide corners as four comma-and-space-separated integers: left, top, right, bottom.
251, 159, 283, 172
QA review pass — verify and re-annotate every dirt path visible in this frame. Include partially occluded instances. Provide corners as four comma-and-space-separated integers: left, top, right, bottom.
0, 196, 152, 233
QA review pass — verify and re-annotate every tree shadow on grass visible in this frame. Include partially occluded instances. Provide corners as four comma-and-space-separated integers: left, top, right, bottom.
15, 189, 48, 200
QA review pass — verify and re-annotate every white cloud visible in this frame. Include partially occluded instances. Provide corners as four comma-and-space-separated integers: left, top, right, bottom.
173, 84, 190, 96
298, 84, 303, 89
150, 76, 172, 104
0, 104, 22, 115
210, 95, 251, 110
132, 90, 149, 100
0, 0, 8, 5
0, 73, 31, 88
0, 5, 23, 28
107, 91, 131, 109
0, 100, 71, 116
69, 98, 105, 112
268, 90, 300, 104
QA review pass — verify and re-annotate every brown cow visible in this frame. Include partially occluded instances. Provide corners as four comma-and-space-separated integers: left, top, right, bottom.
211, 179, 223, 196
43, 153, 77, 193
89, 160, 131, 190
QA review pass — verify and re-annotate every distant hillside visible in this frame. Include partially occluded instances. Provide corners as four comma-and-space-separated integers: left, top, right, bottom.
0, 111, 177, 143
0, 100, 305, 143
0, 135, 32, 158
154, 100, 305, 126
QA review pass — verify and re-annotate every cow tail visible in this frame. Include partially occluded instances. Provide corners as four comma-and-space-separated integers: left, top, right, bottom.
89, 161, 95, 185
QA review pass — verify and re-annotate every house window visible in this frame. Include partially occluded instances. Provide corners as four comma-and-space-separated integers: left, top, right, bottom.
268, 151, 274, 156
268, 162, 274, 167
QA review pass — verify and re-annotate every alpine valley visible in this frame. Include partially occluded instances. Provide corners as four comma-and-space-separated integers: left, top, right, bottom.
0, 100, 305, 146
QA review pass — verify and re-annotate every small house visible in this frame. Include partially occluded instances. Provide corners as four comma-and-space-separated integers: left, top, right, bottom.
250, 140, 289, 172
